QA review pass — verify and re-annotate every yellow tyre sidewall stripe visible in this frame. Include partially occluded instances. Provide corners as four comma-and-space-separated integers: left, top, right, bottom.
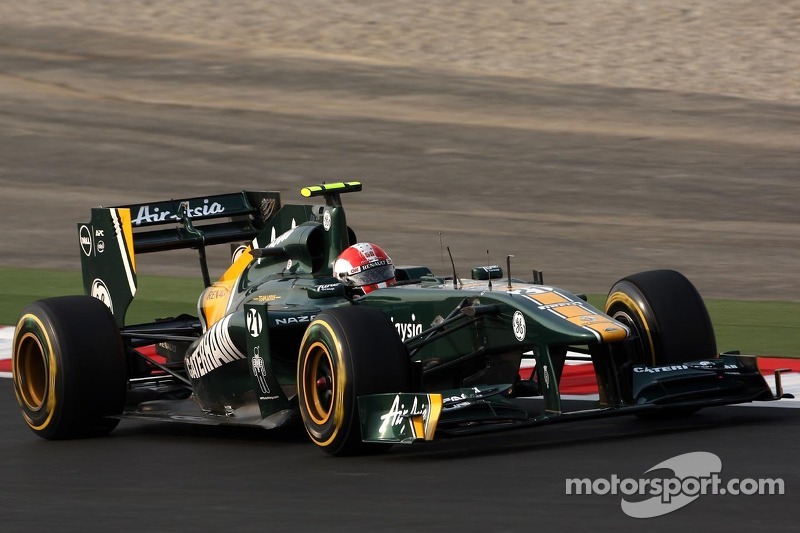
13, 313, 58, 431
606, 291, 656, 366
298, 318, 348, 448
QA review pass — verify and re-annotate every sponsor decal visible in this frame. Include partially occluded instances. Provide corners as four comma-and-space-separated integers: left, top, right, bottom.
634, 365, 689, 373
205, 286, 229, 300
512, 310, 526, 341
364, 258, 390, 271
90, 278, 113, 312
79, 225, 93, 256
634, 363, 738, 373
340, 258, 391, 276
259, 197, 277, 221
379, 394, 428, 436
391, 314, 423, 341
231, 244, 248, 263
524, 286, 555, 295
251, 346, 271, 394
441, 386, 504, 411
442, 393, 470, 409
158, 341, 178, 353
268, 228, 293, 248
131, 199, 225, 226
315, 283, 342, 292
542, 364, 551, 388
273, 314, 316, 326
96, 240, 105, 253
246, 308, 263, 337
251, 294, 281, 303
323, 209, 332, 231
185, 314, 245, 379
538, 301, 584, 310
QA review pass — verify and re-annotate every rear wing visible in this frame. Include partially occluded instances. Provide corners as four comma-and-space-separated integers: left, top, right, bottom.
118, 191, 281, 252
78, 190, 281, 325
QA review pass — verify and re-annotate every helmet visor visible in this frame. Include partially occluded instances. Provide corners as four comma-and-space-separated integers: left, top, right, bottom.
349, 261, 394, 287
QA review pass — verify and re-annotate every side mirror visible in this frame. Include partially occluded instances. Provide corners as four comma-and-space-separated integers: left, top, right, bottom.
471, 265, 503, 280
307, 283, 346, 299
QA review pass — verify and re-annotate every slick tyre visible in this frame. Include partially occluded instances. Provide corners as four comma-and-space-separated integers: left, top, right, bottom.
605, 270, 716, 417
605, 269, 717, 366
12, 296, 127, 439
297, 305, 411, 456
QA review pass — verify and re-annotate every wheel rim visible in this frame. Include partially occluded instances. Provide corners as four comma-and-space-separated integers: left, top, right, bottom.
610, 308, 655, 366
607, 289, 657, 366
15, 332, 48, 411
302, 341, 335, 425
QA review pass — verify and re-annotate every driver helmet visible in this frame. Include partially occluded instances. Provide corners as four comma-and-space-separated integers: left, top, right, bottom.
333, 243, 396, 294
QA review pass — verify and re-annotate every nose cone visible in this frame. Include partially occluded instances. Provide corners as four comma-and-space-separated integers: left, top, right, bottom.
520, 290, 630, 343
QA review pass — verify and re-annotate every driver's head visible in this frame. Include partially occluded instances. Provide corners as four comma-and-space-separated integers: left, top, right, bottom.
333, 243, 396, 294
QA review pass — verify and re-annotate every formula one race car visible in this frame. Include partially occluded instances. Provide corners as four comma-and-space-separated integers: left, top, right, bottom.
11, 182, 789, 455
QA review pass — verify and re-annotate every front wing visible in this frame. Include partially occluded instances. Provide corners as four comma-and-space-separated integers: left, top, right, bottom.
357, 354, 783, 444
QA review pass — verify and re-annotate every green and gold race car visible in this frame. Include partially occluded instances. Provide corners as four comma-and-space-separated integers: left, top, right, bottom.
10, 182, 788, 455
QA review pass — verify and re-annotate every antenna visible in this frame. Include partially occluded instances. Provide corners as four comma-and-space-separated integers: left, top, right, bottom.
487, 249, 492, 291
447, 246, 461, 289
506, 255, 514, 290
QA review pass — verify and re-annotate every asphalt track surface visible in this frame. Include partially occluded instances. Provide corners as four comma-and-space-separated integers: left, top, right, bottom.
2, 23, 800, 533
1, 378, 798, 532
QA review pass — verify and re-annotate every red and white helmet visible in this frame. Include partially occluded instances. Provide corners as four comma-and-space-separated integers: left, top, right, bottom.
333, 243, 396, 294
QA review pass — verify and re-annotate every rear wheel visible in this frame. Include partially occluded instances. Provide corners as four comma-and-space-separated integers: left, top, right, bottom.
297, 305, 411, 456
605, 270, 716, 416
12, 296, 127, 439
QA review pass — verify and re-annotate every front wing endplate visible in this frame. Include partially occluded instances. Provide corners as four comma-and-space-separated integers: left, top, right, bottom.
358, 393, 443, 444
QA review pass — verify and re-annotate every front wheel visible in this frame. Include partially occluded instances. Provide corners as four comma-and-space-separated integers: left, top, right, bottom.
605, 270, 716, 417
297, 305, 411, 456
12, 296, 127, 439
605, 269, 717, 366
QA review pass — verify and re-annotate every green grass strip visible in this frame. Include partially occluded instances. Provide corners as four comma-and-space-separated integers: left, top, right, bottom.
0, 267, 201, 326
